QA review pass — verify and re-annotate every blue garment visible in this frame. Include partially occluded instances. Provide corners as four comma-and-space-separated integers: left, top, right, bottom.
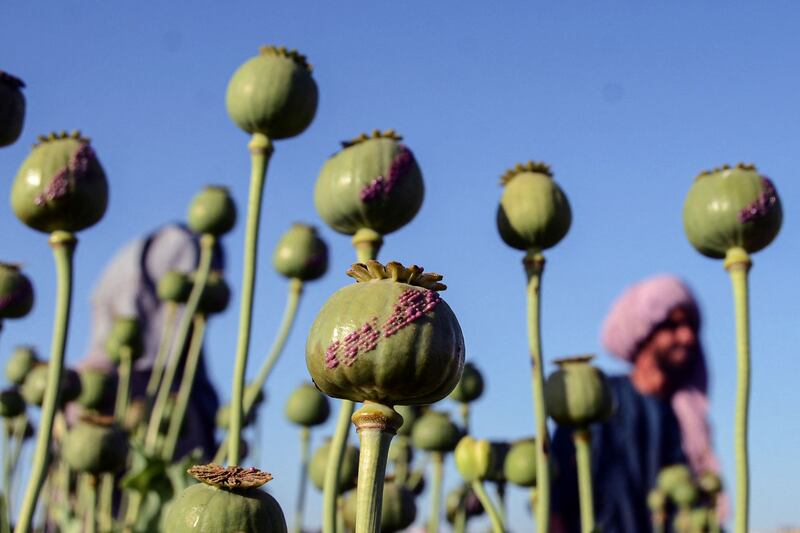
550, 375, 686, 533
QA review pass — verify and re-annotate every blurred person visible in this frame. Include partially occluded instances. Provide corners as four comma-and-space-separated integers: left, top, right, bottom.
78, 222, 222, 459
551, 275, 722, 533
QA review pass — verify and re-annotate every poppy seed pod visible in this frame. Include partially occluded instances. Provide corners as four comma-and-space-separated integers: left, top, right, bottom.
669, 480, 699, 508
157, 270, 192, 304
308, 440, 359, 494
77, 368, 115, 411
446, 485, 484, 523
449, 361, 484, 404
657, 464, 693, 495
105, 317, 144, 365
5, 345, 38, 385
306, 261, 464, 406
343, 481, 417, 533
272, 224, 329, 282
314, 130, 424, 236
21, 365, 81, 407
698, 471, 722, 496
683, 163, 782, 259
187, 185, 237, 237
284, 382, 330, 427
164, 465, 287, 533
0, 263, 34, 320
0, 389, 25, 418
411, 410, 462, 453
61, 416, 128, 474
394, 405, 422, 437
504, 438, 538, 487
197, 271, 231, 315
544, 355, 614, 428
226, 46, 318, 139
0, 71, 25, 147
11, 131, 108, 233
496, 161, 572, 251
454, 436, 495, 482
647, 489, 667, 513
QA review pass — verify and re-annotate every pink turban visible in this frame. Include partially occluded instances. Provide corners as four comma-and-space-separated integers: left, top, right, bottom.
601, 275, 720, 476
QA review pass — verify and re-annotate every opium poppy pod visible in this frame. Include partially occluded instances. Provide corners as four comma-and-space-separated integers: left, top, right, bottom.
0, 71, 25, 147
306, 261, 464, 406
105, 316, 144, 365
61, 415, 128, 474
314, 130, 424, 236
272, 223, 329, 282
449, 361, 484, 403
496, 161, 572, 251
0, 263, 34, 320
504, 438, 538, 488
157, 270, 192, 304
683, 163, 782, 258
0, 389, 25, 419
544, 355, 614, 428
11, 131, 108, 233
284, 382, 330, 427
309, 440, 359, 493
411, 410, 462, 453
226, 46, 318, 139
343, 481, 417, 533
187, 185, 237, 237
5, 345, 38, 385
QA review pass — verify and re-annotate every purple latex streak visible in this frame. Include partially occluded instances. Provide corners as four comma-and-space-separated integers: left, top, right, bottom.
738, 177, 778, 223
359, 145, 414, 203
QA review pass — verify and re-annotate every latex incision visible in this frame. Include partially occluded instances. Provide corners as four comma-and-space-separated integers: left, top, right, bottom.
35, 143, 95, 206
739, 177, 778, 223
360, 146, 415, 203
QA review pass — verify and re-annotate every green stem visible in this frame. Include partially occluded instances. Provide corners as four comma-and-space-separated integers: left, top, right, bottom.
98, 475, 112, 533
144, 235, 215, 453
393, 435, 409, 485
725, 247, 751, 533
524, 250, 551, 533
292, 427, 310, 533
574, 428, 595, 533
459, 403, 470, 435
114, 348, 132, 424
428, 452, 443, 533
229, 133, 273, 466
7, 414, 28, 514
85, 476, 97, 533
470, 480, 505, 533
145, 302, 177, 400
496, 481, 507, 525
652, 511, 665, 533
2, 421, 9, 497
335, 496, 345, 533
453, 503, 467, 533
352, 403, 400, 533
15, 231, 76, 533
708, 496, 720, 533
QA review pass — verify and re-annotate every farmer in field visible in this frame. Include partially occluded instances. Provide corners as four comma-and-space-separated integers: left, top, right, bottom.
551, 275, 723, 533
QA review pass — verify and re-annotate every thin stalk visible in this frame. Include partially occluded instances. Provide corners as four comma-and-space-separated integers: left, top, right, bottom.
85, 476, 97, 533
470, 479, 505, 533
114, 348, 132, 424
7, 414, 28, 513
228, 133, 273, 466
161, 315, 206, 461
393, 436, 409, 485
97, 476, 112, 533
336, 496, 345, 533
524, 249, 551, 533
453, 504, 466, 533
496, 481, 507, 525
574, 428, 595, 533
2, 421, 9, 495
725, 246, 751, 533
708, 497, 720, 533
428, 452, 444, 533
652, 511, 665, 533
352, 403, 399, 533
459, 402, 470, 434
292, 427, 311, 533
15, 231, 76, 533
145, 302, 178, 400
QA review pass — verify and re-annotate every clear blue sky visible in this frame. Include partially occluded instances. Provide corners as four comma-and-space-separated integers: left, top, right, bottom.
2, 2, 798, 530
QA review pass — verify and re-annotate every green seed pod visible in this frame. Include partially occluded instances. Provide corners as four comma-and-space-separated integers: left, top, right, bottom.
62, 416, 128, 474
496, 161, 572, 251
689, 507, 711, 532
124, 399, 147, 432
544, 355, 615, 427
343, 481, 416, 533
647, 488, 667, 512
411, 410, 461, 453
449, 361, 484, 404
272, 223, 329, 281
670, 480, 699, 508
445, 485, 484, 523
0, 71, 25, 147
11, 131, 108, 233
657, 464, 693, 495
105, 316, 144, 365
308, 440, 359, 494
157, 270, 192, 304
187, 185, 237, 237
5, 345, 38, 385
217, 403, 258, 430
0, 388, 25, 418
77, 368, 114, 411
284, 382, 330, 427
226, 46, 318, 139
504, 438, 538, 488
697, 471, 722, 496
164, 464, 286, 533
197, 271, 231, 315
387, 435, 413, 464
454, 436, 495, 482
314, 130, 424, 236
306, 261, 464, 406
394, 405, 422, 437
0, 263, 34, 320
683, 164, 782, 258
20, 364, 80, 407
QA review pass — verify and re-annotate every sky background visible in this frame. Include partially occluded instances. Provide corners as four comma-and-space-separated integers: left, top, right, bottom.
1, 2, 798, 531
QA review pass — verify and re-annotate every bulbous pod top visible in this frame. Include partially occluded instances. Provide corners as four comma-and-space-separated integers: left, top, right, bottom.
343, 481, 417, 533
0, 389, 25, 418
669, 480, 699, 508
697, 471, 722, 496
411, 410, 462, 453
61, 415, 128, 474
164, 464, 287, 533
77, 368, 115, 411
197, 271, 231, 315
449, 361, 484, 404
272, 223, 329, 281
0, 71, 25, 147
5, 345, 38, 385
284, 382, 330, 427
308, 440, 359, 494
314, 130, 424, 236
394, 404, 422, 437
454, 436, 496, 482
11, 131, 108, 233
0, 263, 34, 320
496, 161, 572, 251
105, 316, 144, 365
544, 355, 614, 428
656, 464, 692, 495
187, 186, 237, 237
157, 270, 192, 304
504, 438, 537, 487
20, 364, 81, 407
683, 163, 782, 258
306, 261, 464, 406
647, 489, 667, 512
226, 46, 318, 139
445, 485, 484, 523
